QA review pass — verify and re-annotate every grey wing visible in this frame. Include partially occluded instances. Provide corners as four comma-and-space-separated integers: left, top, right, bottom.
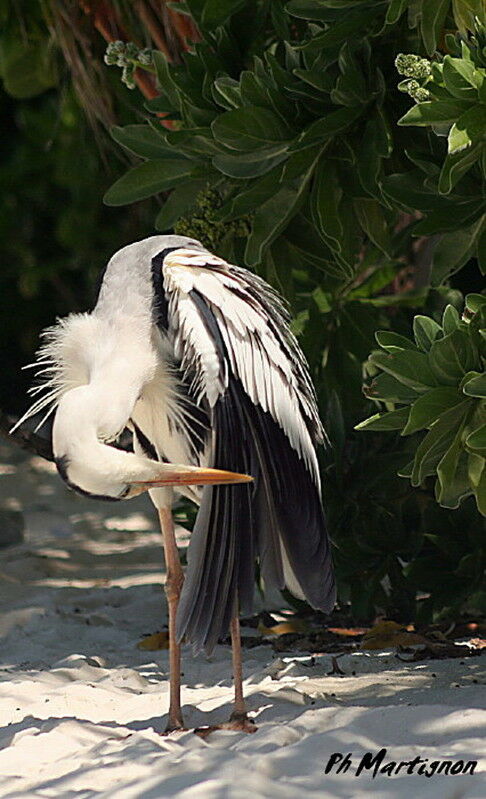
161, 249, 335, 653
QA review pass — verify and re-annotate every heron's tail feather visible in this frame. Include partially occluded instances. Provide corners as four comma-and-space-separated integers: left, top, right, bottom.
176, 379, 335, 654
175, 382, 255, 653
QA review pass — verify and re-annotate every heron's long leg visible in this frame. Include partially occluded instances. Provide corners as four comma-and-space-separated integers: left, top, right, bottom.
193, 612, 256, 737
158, 506, 185, 733
228, 614, 256, 732
230, 615, 246, 718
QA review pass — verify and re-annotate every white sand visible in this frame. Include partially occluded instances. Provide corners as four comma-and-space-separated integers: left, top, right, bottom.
0, 441, 485, 798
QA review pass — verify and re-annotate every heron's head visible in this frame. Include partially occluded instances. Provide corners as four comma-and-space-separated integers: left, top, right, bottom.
52, 386, 251, 502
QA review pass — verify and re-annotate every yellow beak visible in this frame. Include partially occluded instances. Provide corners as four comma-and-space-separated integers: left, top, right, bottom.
129, 464, 253, 494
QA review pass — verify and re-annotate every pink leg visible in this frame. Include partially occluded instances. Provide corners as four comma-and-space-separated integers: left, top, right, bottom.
158, 507, 185, 733
194, 612, 256, 737
228, 615, 256, 731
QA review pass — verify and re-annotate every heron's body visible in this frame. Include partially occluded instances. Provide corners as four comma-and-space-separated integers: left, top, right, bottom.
16, 235, 335, 731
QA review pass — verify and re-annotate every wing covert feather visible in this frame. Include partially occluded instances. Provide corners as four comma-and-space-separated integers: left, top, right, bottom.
163, 249, 323, 485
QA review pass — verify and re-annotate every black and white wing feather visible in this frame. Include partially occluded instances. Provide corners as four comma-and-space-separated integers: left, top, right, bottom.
159, 248, 335, 652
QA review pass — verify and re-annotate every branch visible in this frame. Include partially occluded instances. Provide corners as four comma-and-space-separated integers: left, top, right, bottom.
134, 0, 171, 60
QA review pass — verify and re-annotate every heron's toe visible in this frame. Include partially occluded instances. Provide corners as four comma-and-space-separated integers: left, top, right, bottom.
193, 713, 257, 738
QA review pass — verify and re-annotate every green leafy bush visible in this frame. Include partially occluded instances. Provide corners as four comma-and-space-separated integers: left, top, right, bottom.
393, 24, 486, 283
101, 0, 485, 619
104, 1, 485, 285
359, 294, 486, 515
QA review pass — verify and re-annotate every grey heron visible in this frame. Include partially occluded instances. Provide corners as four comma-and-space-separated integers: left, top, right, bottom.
13, 235, 336, 734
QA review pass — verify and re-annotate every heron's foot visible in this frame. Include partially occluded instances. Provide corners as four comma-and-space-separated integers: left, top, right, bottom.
194, 711, 257, 738
163, 717, 187, 735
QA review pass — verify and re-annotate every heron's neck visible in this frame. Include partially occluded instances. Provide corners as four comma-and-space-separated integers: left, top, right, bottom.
52, 379, 161, 496
52, 337, 157, 466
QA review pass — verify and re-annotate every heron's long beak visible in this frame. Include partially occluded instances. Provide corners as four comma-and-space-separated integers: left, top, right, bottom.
129, 464, 253, 495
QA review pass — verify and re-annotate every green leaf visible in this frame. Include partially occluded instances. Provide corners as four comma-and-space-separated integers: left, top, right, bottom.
465, 293, 486, 315
282, 146, 322, 182
442, 304, 460, 334
469, 454, 486, 516
462, 373, 486, 398
375, 330, 418, 352
245, 170, 312, 265
431, 221, 482, 285
347, 264, 396, 300
398, 99, 474, 126
213, 146, 289, 178
369, 350, 438, 392
357, 117, 384, 198
364, 372, 419, 403
212, 76, 241, 109
155, 179, 207, 230
421, 0, 450, 55
103, 159, 193, 206
298, 6, 380, 52
153, 51, 182, 111
385, 0, 407, 25
164, 128, 220, 156
286, 0, 346, 22
429, 328, 479, 384
311, 159, 343, 251
355, 407, 410, 431
436, 436, 472, 508
324, 390, 345, 455
0, 40, 57, 98
448, 106, 486, 154
477, 225, 486, 276
239, 70, 290, 115
212, 106, 291, 151
413, 199, 485, 236
411, 401, 471, 485
353, 198, 391, 256
402, 387, 464, 435
166, 57, 213, 113
466, 423, 486, 454
398, 460, 414, 478
217, 168, 282, 221
460, 370, 481, 390
312, 286, 331, 312
331, 42, 367, 106
439, 144, 481, 193
405, 147, 442, 176
413, 315, 442, 351
340, 302, 381, 361
359, 291, 428, 308
293, 68, 334, 92
382, 171, 447, 212
448, 105, 486, 153
290, 106, 362, 151
201, 0, 246, 29
179, 0, 205, 25
110, 125, 179, 160
442, 55, 482, 100
144, 96, 180, 115
469, 450, 485, 484
452, 0, 486, 34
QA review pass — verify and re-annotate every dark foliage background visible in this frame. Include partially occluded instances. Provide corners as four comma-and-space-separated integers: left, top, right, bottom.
1, 0, 484, 624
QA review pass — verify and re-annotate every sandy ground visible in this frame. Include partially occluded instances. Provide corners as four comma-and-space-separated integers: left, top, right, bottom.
0, 440, 485, 798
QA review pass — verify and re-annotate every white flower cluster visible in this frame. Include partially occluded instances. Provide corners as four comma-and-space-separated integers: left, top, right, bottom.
395, 54, 432, 103
104, 41, 153, 89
